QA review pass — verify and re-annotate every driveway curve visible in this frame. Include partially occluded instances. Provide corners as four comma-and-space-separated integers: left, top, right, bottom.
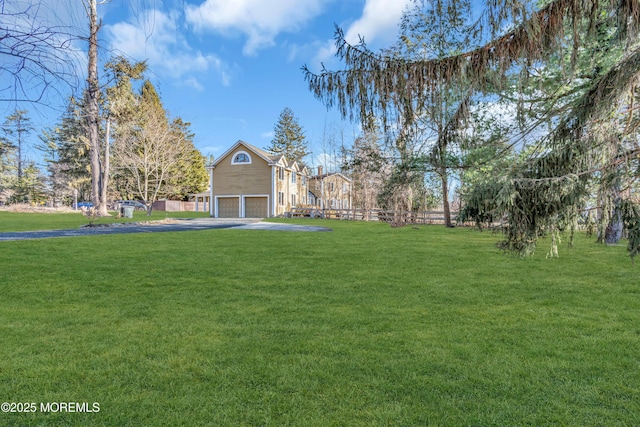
0, 218, 332, 241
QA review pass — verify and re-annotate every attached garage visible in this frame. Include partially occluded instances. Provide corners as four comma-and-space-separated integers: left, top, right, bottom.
217, 197, 240, 218
244, 196, 268, 218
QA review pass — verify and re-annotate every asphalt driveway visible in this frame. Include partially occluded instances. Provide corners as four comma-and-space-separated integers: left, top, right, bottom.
0, 218, 332, 241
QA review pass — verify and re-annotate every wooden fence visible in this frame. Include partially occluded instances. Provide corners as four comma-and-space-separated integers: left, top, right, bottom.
152, 200, 208, 212
288, 207, 463, 226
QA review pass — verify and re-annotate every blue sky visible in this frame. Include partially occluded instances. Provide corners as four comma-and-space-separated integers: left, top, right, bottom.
99, 0, 414, 168
2, 0, 413, 170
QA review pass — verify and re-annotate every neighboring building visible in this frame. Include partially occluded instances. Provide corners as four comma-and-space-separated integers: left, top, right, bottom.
308, 166, 352, 210
205, 140, 309, 218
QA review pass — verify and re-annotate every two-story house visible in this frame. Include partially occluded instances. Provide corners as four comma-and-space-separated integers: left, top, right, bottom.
308, 166, 352, 210
206, 140, 309, 218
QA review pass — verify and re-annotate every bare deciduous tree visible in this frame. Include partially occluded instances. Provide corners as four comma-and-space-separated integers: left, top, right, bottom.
1, 1, 80, 104
112, 108, 191, 214
344, 130, 388, 219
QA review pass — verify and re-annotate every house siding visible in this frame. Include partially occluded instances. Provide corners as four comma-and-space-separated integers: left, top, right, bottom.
214, 148, 271, 196
275, 167, 289, 216
309, 173, 351, 209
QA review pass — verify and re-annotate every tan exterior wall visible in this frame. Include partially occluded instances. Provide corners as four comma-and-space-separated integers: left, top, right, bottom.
213, 149, 271, 196
297, 175, 308, 205
275, 169, 286, 216
273, 167, 308, 216
275, 168, 292, 215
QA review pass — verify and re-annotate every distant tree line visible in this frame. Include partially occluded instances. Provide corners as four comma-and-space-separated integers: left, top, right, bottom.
0, 1, 208, 215
0, 56, 208, 211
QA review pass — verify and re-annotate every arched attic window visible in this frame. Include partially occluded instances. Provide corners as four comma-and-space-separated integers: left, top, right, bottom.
232, 151, 252, 164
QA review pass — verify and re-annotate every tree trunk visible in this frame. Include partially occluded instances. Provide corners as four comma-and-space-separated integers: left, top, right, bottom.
605, 197, 623, 244
98, 117, 110, 216
17, 129, 23, 180
440, 166, 453, 227
86, 0, 103, 214
599, 170, 623, 245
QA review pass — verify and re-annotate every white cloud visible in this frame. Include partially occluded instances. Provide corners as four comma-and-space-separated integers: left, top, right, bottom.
312, 0, 412, 67
343, 0, 412, 45
183, 77, 205, 91
186, 0, 328, 55
105, 9, 230, 86
311, 40, 339, 70
220, 71, 232, 87
261, 131, 274, 139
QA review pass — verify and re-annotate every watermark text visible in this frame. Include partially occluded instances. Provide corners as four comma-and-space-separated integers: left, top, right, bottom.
2, 402, 100, 413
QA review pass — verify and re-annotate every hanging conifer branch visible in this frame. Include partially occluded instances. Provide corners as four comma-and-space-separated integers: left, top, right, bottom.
462, 44, 640, 258
303, 0, 640, 131
303, 0, 640, 258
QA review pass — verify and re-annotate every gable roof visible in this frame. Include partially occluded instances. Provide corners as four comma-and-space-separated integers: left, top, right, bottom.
212, 140, 276, 167
241, 141, 276, 162
212, 140, 309, 175
309, 171, 352, 182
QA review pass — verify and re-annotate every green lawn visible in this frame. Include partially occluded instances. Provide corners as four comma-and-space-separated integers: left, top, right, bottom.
0, 210, 211, 232
1, 217, 638, 426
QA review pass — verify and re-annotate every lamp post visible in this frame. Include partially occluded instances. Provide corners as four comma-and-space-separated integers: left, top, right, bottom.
206, 164, 214, 217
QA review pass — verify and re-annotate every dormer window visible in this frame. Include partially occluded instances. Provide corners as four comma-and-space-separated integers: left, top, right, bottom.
232, 151, 251, 164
